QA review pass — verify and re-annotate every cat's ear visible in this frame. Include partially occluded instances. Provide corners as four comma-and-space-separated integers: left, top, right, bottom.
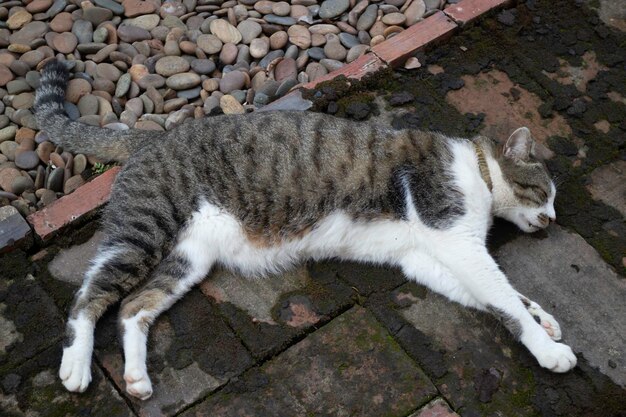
504, 127, 533, 160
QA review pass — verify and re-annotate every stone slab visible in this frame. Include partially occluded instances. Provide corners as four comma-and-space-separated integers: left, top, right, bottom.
181, 306, 437, 417
202, 264, 353, 360
94, 289, 253, 417
27, 166, 121, 241
444, 0, 513, 27
496, 225, 626, 387
409, 398, 460, 417
0, 250, 65, 374
372, 11, 458, 67
49, 231, 104, 286
0, 206, 32, 254
0, 345, 134, 417
587, 160, 626, 218
368, 281, 626, 416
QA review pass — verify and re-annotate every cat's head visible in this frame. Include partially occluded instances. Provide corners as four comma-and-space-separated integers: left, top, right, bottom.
494, 127, 556, 233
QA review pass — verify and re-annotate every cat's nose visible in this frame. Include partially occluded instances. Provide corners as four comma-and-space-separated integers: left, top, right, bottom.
549, 215, 556, 223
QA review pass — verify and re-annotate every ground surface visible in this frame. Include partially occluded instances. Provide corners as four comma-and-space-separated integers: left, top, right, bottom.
1, 1, 625, 416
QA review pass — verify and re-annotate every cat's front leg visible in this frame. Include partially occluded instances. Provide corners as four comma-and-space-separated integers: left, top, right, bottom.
517, 293, 562, 341
434, 240, 576, 373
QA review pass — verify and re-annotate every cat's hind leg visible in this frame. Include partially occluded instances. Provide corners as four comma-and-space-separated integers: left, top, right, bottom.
60, 240, 158, 393
119, 238, 215, 400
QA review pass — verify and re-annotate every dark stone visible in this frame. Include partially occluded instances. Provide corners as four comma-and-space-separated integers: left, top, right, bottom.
497, 10, 516, 26
567, 98, 587, 116
326, 101, 338, 114
345, 102, 370, 120
388, 91, 414, 106
475, 367, 501, 403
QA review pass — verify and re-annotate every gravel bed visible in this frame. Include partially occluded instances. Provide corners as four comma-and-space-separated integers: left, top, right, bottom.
0, 0, 454, 217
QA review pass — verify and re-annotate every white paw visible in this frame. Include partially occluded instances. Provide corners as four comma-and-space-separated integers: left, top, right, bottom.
59, 345, 93, 393
527, 301, 562, 341
534, 341, 577, 373
124, 367, 153, 400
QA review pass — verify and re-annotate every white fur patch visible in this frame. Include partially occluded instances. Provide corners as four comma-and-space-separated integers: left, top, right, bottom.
59, 313, 93, 393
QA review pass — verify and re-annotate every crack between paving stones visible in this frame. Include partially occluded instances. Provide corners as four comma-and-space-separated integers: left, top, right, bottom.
93, 355, 140, 417
2, 335, 64, 375
172, 301, 356, 416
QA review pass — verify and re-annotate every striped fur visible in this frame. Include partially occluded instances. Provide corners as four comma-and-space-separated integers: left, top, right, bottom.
35, 60, 574, 399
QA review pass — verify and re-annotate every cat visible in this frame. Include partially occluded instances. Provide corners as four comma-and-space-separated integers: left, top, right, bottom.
34, 59, 576, 400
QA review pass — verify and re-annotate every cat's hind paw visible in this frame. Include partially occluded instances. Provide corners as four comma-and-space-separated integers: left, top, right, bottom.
59, 345, 93, 393
124, 368, 153, 400
535, 342, 577, 373
527, 301, 562, 341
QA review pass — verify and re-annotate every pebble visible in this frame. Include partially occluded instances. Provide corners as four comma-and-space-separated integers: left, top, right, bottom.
265, 15, 297, 25
46, 167, 64, 192
339, 32, 360, 49
7, 10, 33, 30
237, 20, 262, 44
27, 0, 53, 14
382, 12, 407, 25
0, 126, 17, 143
404, 0, 426, 26
324, 34, 347, 61
166, 72, 201, 90
123, 0, 157, 17
220, 70, 246, 93
319, 0, 350, 19
190, 59, 216, 75
357, 4, 378, 31
155, 56, 190, 76
94, 0, 125, 15
220, 94, 245, 114
346, 44, 369, 63
50, 12, 73, 32
118, 25, 151, 42
288, 25, 311, 49
270, 31, 288, 49
63, 175, 85, 194
210, 19, 242, 44
275, 58, 297, 82
250, 37, 270, 59
197, 34, 223, 54
115, 73, 132, 97
0, 168, 21, 192
83, 7, 113, 25
14, 151, 39, 170
11, 175, 34, 195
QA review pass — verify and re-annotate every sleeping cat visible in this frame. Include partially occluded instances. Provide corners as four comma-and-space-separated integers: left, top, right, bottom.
35, 60, 576, 400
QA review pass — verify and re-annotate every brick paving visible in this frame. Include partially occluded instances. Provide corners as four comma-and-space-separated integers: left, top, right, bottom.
1, 1, 626, 416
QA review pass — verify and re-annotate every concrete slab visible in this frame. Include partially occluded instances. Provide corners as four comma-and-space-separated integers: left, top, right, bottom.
0, 345, 133, 417
94, 290, 253, 417
181, 306, 437, 417
496, 225, 626, 387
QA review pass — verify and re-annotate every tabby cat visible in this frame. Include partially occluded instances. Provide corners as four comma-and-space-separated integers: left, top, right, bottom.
35, 60, 576, 400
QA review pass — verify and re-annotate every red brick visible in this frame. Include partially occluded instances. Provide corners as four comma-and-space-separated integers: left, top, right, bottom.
372, 11, 458, 67
301, 53, 387, 90
444, 0, 512, 27
27, 166, 120, 241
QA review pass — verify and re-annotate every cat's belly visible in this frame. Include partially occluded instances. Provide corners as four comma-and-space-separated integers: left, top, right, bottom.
185, 201, 428, 277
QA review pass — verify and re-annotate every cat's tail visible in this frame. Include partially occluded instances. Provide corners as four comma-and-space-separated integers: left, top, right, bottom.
34, 59, 153, 162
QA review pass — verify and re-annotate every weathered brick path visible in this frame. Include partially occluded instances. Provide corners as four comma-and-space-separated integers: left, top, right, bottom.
1, 1, 625, 416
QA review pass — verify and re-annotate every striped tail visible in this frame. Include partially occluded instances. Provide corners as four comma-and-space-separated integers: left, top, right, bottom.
34, 59, 153, 162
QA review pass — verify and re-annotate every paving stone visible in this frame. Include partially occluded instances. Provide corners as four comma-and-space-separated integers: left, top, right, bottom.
496, 225, 626, 387
309, 259, 406, 296
586, 160, 626, 217
0, 250, 64, 374
202, 264, 353, 359
409, 398, 459, 417
0, 205, 31, 253
94, 289, 253, 417
49, 230, 104, 286
0, 345, 133, 417
181, 306, 437, 417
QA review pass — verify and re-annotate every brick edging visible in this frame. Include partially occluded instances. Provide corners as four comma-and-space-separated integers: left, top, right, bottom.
20, 0, 513, 243
26, 167, 121, 241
